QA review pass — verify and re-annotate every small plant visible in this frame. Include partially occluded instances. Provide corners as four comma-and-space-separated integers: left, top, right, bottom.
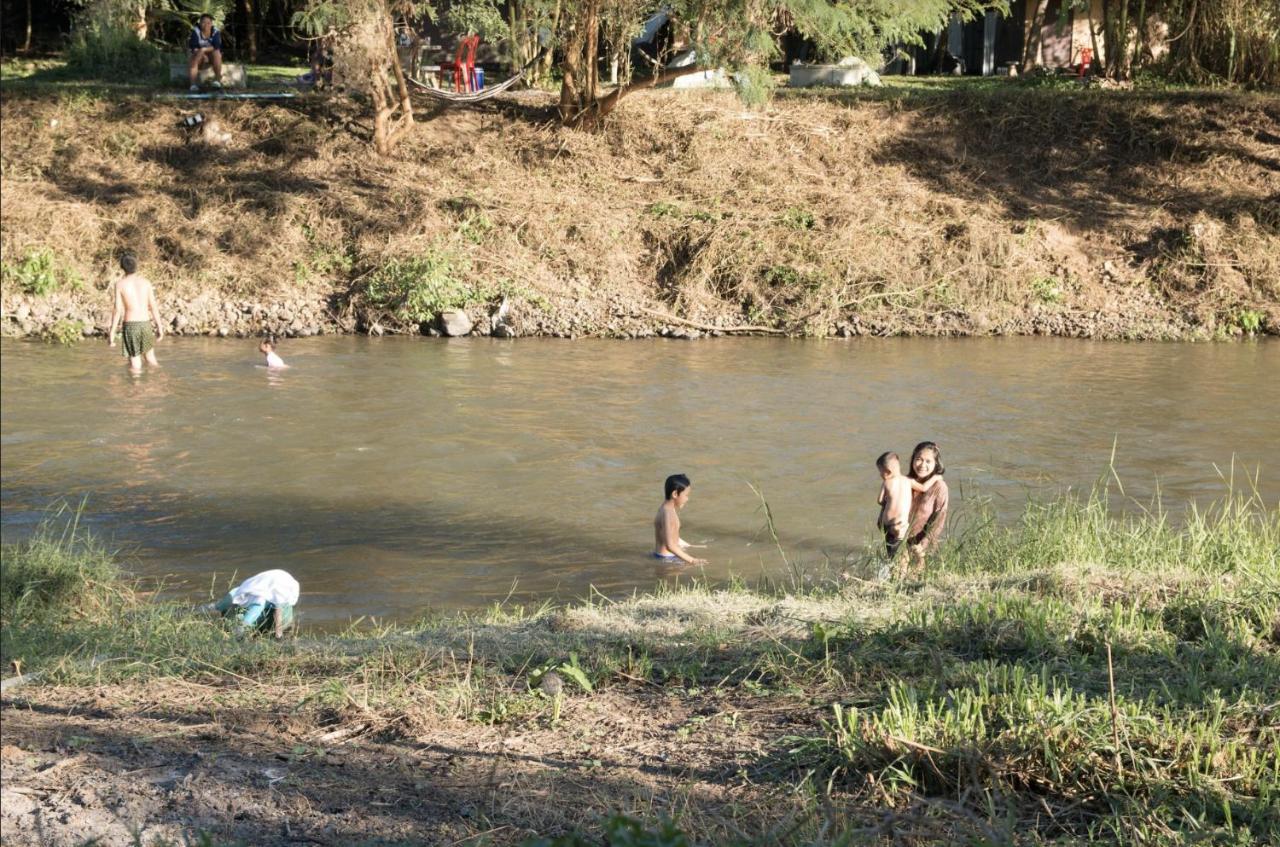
1030, 275, 1064, 304
1235, 309, 1264, 334
734, 64, 776, 108
763, 264, 801, 287
3, 249, 81, 297
40, 319, 87, 346
645, 201, 681, 219
458, 210, 493, 245
105, 128, 139, 157
782, 207, 816, 230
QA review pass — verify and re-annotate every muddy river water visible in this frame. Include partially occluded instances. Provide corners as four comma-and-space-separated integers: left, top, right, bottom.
2, 336, 1275, 625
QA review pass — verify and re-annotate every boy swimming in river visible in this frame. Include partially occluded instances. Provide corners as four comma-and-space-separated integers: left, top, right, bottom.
259, 338, 287, 368
653, 473, 707, 565
876, 451, 939, 559
107, 253, 164, 373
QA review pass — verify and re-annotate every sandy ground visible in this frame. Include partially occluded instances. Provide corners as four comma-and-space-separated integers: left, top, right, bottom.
1, 680, 817, 845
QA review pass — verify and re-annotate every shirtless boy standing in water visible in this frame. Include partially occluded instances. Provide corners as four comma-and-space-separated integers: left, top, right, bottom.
653, 473, 707, 565
108, 253, 164, 372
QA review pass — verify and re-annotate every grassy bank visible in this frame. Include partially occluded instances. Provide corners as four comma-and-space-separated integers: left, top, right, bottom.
2, 491, 1277, 845
1, 75, 1277, 340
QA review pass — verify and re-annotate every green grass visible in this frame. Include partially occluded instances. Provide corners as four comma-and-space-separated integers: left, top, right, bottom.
0, 56, 309, 97
2, 487, 1276, 844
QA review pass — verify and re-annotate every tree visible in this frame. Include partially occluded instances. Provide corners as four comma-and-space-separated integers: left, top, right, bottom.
295, 0, 416, 154
556, 0, 1003, 127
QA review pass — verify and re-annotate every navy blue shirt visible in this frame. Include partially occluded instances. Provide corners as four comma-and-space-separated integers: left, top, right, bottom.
189, 26, 223, 52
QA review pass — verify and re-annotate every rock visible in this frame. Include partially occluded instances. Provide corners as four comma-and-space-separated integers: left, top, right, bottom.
438, 310, 473, 337
368, 322, 385, 336
173, 314, 189, 331
14, 303, 30, 322
492, 322, 515, 338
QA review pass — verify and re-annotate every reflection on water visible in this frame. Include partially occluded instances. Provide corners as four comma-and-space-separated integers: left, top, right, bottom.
2, 336, 1276, 625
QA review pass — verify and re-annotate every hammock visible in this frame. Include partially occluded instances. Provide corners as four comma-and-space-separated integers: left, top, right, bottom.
406, 50, 544, 105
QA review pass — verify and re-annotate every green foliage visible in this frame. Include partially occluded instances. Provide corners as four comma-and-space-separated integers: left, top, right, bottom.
529, 653, 594, 694
763, 264, 801, 287
65, 17, 165, 81
364, 246, 515, 325
3, 249, 82, 297
293, 224, 354, 284
291, 0, 352, 38
39, 319, 88, 346
781, 207, 816, 230
0, 503, 119, 624
1235, 308, 1264, 334
445, 0, 509, 40
733, 64, 776, 108
645, 201, 681, 219
1030, 275, 1064, 303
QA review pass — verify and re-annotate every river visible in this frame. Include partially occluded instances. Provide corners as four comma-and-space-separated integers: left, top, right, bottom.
2, 336, 1275, 625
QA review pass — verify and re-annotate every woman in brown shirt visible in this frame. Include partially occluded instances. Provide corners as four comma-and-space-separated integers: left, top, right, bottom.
906, 441, 949, 576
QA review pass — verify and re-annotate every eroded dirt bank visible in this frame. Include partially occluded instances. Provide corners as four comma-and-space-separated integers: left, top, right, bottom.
2, 85, 1278, 340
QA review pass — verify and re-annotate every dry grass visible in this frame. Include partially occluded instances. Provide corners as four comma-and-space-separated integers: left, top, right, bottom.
1, 84, 1278, 337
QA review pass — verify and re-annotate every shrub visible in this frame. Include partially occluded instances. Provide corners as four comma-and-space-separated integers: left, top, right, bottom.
364, 247, 507, 325
2, 249, 81, 297
39, 319, 87, 346
66, 26, 165, 81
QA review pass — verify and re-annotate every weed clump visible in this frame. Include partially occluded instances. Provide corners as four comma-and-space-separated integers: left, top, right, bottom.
2, 248, 82, 297
0, 503, 119, 623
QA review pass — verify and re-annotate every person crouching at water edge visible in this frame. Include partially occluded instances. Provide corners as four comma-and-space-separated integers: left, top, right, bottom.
653, 474, 708, 565
204, 569, 299, 639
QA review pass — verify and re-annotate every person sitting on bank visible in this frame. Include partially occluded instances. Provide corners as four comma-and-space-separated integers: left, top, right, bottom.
187, 14, 224, 92
206, 569, 299, 639
652, 473, 707, 565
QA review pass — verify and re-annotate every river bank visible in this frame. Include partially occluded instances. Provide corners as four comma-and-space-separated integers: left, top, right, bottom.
2, 82, 1278, 341
2, 492, 1276, 845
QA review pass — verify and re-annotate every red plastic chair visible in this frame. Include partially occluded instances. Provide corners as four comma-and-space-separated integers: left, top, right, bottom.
440, 35, 480, 93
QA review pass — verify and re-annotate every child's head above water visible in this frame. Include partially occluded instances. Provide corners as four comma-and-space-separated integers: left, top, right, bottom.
876, 451, 901, 478
664, 473, 691, 501
258, 338, 275, 354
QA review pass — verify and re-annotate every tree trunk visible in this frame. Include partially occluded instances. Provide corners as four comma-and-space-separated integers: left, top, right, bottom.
1116, 0, 1130, 79
1023, 0, 1049, 72
565, 64, 708, 129
1132, 0, 1147, 71
370, 1, 414, 156
242, 0, 258, 63
21, 0, 32, 53
558, 0, 596, 123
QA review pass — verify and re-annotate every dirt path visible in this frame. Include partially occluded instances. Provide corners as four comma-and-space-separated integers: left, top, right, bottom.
1, 681, 816, 845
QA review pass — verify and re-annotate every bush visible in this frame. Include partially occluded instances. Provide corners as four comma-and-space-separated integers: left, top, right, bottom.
38, 319, 87, 346
66, 27, 165, 81
364, 247, 507, 326
2, 249, 82, 297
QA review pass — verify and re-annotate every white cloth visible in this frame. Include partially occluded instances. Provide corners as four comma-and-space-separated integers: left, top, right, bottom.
265, 351, 286, 368
230, 570, 299, 607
